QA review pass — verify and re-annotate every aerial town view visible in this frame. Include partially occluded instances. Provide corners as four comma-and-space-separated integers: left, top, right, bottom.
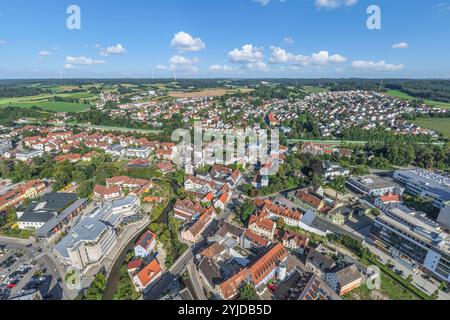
0, 0, 449, 311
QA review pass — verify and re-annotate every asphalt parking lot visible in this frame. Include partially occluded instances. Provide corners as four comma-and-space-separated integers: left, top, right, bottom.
0, 247, 61, 300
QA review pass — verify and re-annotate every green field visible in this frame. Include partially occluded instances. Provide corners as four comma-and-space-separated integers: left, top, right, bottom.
285, 138, 368, 145
69, 123, 162, 134
303, 86, 328, 94
386, 90, 450, 109
0, 93, 94, 112
413, 118, 450, 139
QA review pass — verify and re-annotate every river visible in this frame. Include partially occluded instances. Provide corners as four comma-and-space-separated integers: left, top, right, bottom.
102, 232, 142, 300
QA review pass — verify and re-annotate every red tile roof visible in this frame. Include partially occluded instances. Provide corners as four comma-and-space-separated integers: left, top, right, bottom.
127, 259, 143, 271
136, 259, 161, 287
249, 243, 288, 286
259, 200, 302, 221
249, 215, 275, 232
93, 185, 120, 196
295, 191, 323, 209
379, 194, 401, 203
244, 230, 269, 247
219, 243, 287, 300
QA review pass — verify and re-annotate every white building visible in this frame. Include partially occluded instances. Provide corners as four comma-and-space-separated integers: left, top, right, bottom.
16, 150, 44, 162
54, 196, 141, 271
372, 206, 450, 282
125, 146, 151, 159
347, 175, 398, 197
393, 170, 450, 228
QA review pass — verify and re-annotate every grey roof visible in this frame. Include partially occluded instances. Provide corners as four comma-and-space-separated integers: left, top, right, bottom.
111, 196, 137, 208
198, 257, 223, 287
36, 199, 87, 238
19, 211, 56, 224
306, 248, 335, 272
331, 264, 362, 286
20, 193, 79, 225
54, 215, 111, 259
216, 221, 245, 239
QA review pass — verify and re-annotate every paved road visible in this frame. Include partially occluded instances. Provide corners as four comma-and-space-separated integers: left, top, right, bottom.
143, 247, 194, 300
187, 261, 207, 300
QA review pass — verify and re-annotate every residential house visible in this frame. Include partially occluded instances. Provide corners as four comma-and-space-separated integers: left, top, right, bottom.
134, 230, 157, 258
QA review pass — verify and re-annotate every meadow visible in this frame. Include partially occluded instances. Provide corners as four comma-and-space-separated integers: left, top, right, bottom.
303, 86, 329, 94
0, 92, 94, 112
386, 90, 450, 109
413, 118, 450, 139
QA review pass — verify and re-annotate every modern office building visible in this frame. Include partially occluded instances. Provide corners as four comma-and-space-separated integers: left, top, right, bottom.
371, 206, 450, 282
393, 169, 450, 228
347, 175, 399, 197
54, 210, 118, 270
54, 196, 141, 270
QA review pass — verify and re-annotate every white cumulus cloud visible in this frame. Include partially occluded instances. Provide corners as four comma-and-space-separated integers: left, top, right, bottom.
170, 31, 205, 52
352, 60, 404, 71
38, 51, 51, 57
315, 0, 358, 9
229, 44, 264, 63
392, 42, 409, 49
209, 65, 235, 72
252, 0, 287, 6
100, 44, 126, 56
66, 56, 106, 66
269, 47, 346, 66
169, 55, 199, 73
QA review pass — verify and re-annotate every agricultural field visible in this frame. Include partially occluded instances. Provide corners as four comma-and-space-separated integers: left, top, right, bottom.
385, 90, 450, 109
303, 86, 328, 94
413, 118, 450, 139
168, 87, 254, 99
70, 123, 163, 134
168, 88, 228, 98
0, 92, 95, 112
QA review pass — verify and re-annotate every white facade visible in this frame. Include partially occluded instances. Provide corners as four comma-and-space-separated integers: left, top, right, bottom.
16, 150, 44, 161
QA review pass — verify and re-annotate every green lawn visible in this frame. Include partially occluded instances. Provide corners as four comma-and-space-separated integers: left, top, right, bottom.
72, 123, 162, 134
413, 118, 450, 139
285, 138, 368, 145
303, 86, 328, 94
386, 90, 450, 109
0, 101, 91, 112
344, 273, 420, 301
0, 92, 95, 112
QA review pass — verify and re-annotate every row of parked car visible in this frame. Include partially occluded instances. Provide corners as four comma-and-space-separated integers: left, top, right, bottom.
0, 249, 33, 300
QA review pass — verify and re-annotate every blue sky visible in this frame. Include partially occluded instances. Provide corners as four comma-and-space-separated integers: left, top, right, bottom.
0, 0, 450, 78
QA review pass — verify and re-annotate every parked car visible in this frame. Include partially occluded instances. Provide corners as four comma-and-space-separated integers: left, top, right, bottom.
7, 283, 17, 289
394, 269, 404, 276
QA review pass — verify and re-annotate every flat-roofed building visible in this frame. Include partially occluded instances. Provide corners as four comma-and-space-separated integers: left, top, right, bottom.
371, 206, 450, 282
347, 175, 397, 197
54, 211, 118, 270
325, 264, 363, 295
54, 196, 140, 270
393, 169, 450, 228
